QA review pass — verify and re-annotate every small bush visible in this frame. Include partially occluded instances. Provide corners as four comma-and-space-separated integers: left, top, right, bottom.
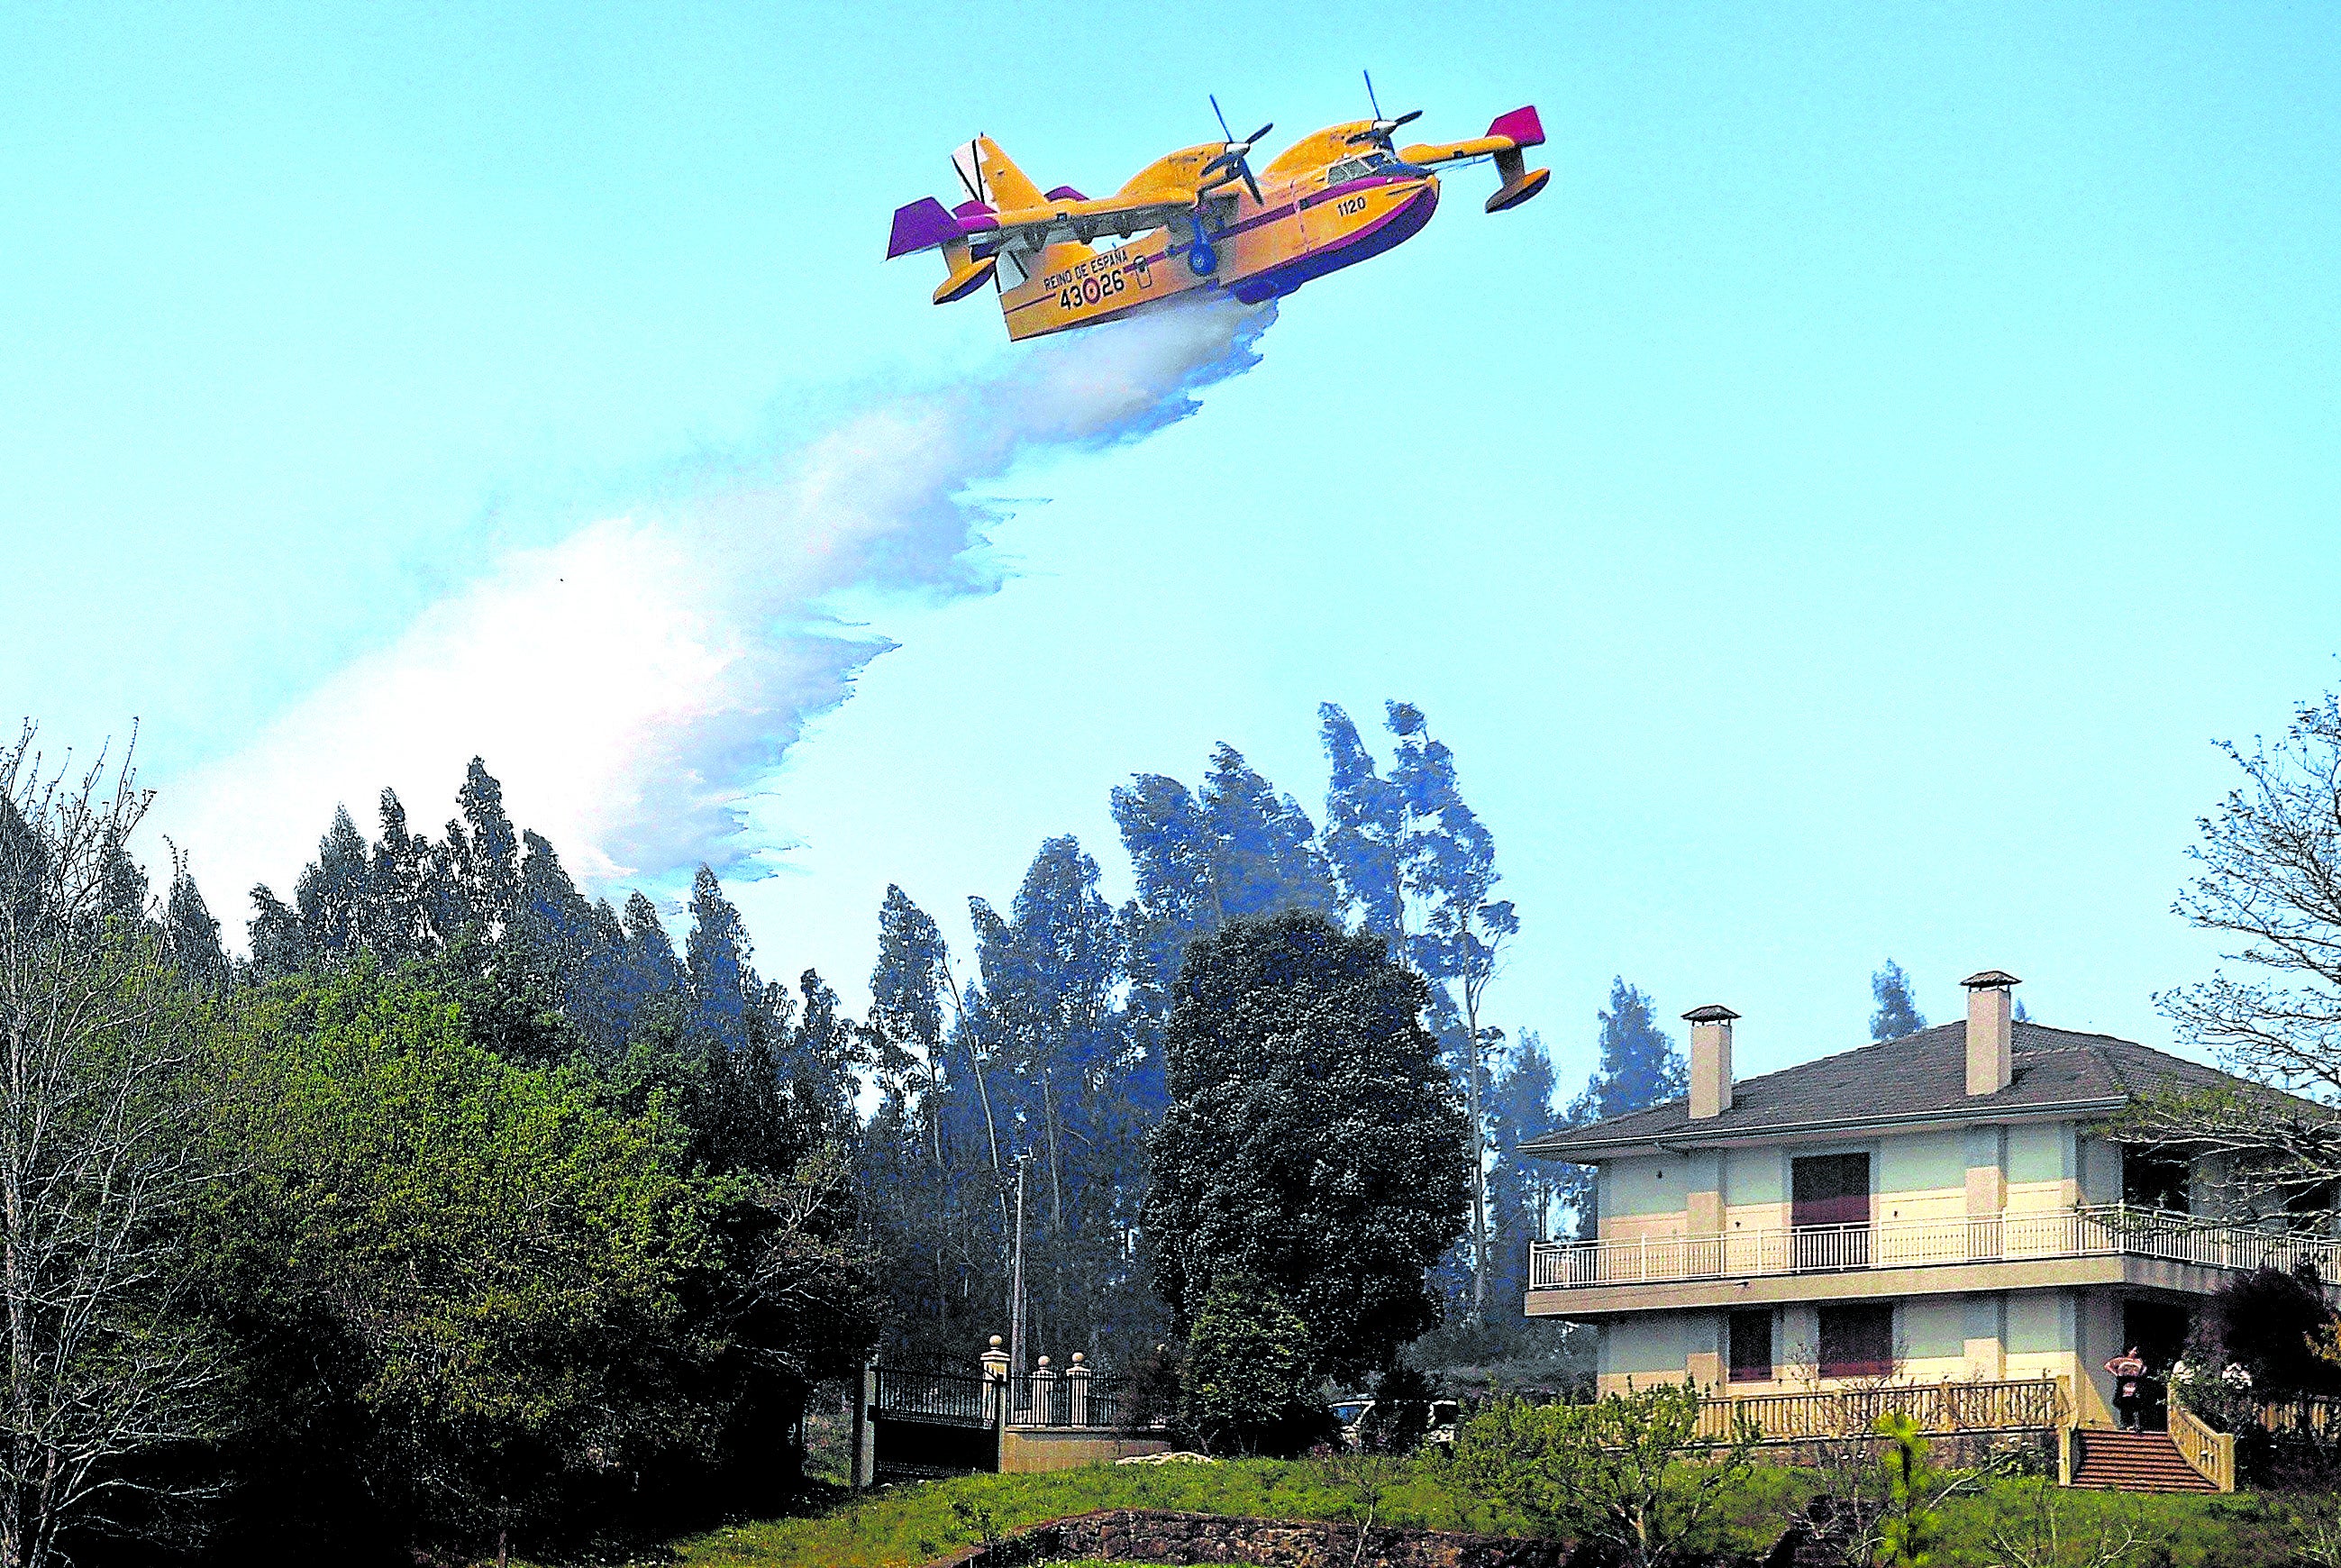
1180, 1276, 1334, 1456
1447, 1382, 1761, 1568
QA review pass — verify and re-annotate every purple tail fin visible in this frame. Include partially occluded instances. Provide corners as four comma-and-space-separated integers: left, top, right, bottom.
1485, 105, 1544, 148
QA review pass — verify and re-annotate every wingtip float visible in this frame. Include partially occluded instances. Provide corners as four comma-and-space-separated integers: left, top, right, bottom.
886, 77, 1550, 342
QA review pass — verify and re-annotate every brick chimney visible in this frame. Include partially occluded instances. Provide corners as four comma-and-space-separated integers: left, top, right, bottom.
1963, 971, 2019, 1095
1683, 1005, 1739, 1118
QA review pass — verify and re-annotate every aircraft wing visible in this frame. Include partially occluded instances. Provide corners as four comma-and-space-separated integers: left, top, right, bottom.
1398, 105, 1545, 169
888, 190, 1198, 261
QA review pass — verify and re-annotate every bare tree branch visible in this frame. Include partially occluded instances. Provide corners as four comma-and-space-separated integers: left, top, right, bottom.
0, 727, 220, 1568
2144, 695, 2341, 1228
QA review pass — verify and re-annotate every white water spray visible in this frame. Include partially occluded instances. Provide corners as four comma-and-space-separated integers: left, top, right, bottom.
156, 296, 1275, 907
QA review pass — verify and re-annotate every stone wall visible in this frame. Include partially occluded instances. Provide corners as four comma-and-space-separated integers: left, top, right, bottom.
923, 1508, 1574, 1567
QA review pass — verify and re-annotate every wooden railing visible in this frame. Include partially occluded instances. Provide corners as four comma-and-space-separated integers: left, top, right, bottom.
2167, 1400, 2236, 1492
1696, 1376, 2067, 1443
2255, 1395, 2341, 1439
1530, 1205, 2338, 1290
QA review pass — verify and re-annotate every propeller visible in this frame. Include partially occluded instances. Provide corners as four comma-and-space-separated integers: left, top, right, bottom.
1350, 69, 1422, 149
1201, 94, 1271, 205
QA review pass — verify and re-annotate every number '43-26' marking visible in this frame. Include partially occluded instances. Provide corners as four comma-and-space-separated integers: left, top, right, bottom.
1059, 270, 1129, 310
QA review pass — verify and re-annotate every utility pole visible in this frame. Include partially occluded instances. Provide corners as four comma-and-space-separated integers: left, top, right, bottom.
1006, 1153, 1031, 1384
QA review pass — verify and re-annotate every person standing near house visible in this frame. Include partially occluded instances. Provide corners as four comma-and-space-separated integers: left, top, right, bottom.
2107, 1346, 2148, 1430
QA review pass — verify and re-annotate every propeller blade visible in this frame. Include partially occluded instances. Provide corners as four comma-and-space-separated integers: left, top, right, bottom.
1210, 94, 1233, 142
1242, 165, 1262, 205
1363, 68, 1383, 122
1243, 122, 1272, 146
1393, 108, 1422, 128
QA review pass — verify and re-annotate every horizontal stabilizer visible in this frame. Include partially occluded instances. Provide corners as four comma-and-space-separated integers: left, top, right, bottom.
1486, 164, 1550, 213
933, 254, 998, 304
888, 196, 960, 260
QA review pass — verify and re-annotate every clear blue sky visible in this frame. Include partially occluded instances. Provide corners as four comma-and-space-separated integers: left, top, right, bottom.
5, 3, 2337, 1091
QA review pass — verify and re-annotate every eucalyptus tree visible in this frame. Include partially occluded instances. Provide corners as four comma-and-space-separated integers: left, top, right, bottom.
1555, 980, 1686, 1237
1319, 701, 1517, 1321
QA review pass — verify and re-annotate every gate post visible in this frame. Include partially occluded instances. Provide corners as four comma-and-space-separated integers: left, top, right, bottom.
1030, 1357, 1060, 1427
981, 1334, 1011, 1473
852, 1355, 877, 1491
1067, 1353, 1093, 1427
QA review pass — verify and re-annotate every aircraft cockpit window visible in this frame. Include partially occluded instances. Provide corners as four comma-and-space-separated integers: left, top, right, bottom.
1326, 158, 1372, 185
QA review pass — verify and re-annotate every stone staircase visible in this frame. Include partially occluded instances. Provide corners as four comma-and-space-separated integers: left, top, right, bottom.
2068, 1429, 2218, 1493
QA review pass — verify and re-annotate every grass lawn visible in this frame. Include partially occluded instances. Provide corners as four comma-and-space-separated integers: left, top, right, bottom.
647, 1454, 1801, 1568
532, 1454, 2327, 1568
656, 1458, 1486, 1568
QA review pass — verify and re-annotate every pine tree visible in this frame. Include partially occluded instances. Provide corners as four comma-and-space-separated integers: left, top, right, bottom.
685, 865, 753, 1055
1870, 959, 1927, 1042
293, 806, 370, 959
620, 890, 682, 1000
445, 757, 520, 937
369, 789, 434, 961
1317, 705, 1407, 940
246, 884, 310, 980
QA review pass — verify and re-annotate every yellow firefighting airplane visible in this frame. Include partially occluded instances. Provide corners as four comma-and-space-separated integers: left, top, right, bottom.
886, 77, 1549, 341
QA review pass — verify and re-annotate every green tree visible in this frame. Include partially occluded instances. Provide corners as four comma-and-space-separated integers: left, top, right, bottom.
1556, 981, 1686, 1237
1178, 1276, 1324, 1455
200, 962, 724, 1560
0, 732, 221, 1568
1146, 910, 1469, 1382
1319, 702, 1515, 1323
1874, 1412, 1943, 1566
2126, 692, 2341, 1225
1114, 743, 1338, 1024
1448, 1382, 1757, 1568
1487, 1030, 1559, 1305
1870, 961, 1927, 1043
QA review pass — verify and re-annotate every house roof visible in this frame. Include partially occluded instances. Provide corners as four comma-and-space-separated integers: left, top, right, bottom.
1519, 1020, 2267, 1161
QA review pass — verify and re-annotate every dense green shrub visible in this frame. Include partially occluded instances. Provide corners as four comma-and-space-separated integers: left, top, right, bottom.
194, 964, 727, 1559
1178, 1275, 1332, 1456
1446, 1383, 1762, 1568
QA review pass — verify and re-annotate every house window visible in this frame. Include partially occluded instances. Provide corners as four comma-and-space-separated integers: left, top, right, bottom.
1728, 1310, 1773, 1383
1792, 1153, 1872, 1270
1817, 1303, 1896, 1379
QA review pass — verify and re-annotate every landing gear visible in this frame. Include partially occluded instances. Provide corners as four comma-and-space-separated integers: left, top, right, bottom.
1187, 239, 1218, 277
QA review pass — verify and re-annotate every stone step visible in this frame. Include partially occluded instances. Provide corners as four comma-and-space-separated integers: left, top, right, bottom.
2068, 1431, 2218, 1494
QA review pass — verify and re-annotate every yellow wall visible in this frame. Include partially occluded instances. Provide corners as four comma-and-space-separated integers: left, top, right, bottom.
998, 1429, 1176, 1472
1594, 1289, 2105, 1422
1597, 1119, 2109, 1246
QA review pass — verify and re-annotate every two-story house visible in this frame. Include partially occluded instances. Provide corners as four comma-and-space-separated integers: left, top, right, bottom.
1521, 971, 2336, 1437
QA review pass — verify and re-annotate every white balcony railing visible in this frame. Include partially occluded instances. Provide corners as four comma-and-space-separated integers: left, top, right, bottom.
1528, 1205, 2338, 1291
